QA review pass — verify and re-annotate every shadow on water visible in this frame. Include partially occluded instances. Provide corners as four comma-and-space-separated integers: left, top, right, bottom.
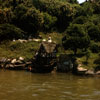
0, 70, 100, 100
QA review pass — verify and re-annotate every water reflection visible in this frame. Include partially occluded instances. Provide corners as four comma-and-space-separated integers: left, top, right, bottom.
0, 70, 100, 100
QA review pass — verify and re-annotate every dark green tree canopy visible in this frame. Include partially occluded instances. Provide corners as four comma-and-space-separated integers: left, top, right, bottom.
0, 24, 24, 42
63, 24, 90, 54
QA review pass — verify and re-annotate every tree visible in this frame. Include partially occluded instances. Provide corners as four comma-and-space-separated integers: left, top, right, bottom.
73, 16, 88, 24
87, 25, 100, 41
62, 24, 90, 55
68, 0, 78, 4
75, 2, 93, 17
43, 12, 57, 32
0, 24, 24, 42
0, 8, 14, 24
20, 7, 43, 37
32, 0, 74, 31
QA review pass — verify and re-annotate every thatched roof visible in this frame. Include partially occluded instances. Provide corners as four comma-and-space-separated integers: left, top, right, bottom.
41, 41, 57, 53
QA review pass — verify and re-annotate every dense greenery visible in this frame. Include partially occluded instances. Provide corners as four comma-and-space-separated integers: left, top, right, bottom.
0, 0, 76, 40
0, 0, 100, 68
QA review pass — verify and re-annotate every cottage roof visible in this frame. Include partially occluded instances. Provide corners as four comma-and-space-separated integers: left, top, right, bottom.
41, 41, 57, 53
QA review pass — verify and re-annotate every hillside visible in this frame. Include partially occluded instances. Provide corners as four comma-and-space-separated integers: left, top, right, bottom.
0, 0, 100, 68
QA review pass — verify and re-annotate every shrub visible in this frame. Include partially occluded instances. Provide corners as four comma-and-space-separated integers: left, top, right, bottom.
90, 43, 100, 53
0, 24, 24, 42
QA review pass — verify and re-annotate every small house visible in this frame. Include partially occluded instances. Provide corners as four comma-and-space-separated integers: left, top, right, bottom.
33, 39, 58, 73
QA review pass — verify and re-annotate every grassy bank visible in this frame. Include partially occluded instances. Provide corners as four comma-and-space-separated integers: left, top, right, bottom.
0, 33, 63, 61
0, 32, 99, 69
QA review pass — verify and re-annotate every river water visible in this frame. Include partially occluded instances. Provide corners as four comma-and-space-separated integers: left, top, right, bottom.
0, 70, 100, 100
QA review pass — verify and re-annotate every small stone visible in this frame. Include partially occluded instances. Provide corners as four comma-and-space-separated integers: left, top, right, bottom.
77, 67, 87, 72
19, 57, 24, 61
85, 70, 95, 75
15, 60, 23, 64
11, 59, 17, 64
96, 71, 100, 75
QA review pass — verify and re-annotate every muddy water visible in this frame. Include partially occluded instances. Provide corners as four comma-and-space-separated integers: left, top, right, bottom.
0, 70, 100, 100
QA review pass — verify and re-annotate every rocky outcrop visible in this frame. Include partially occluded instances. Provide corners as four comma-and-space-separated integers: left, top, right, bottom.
0, 57, 32, 70
85, 70, 95, 76
77, 66, 88, 75
1, 56, 100, 76
77, 66, 100, 76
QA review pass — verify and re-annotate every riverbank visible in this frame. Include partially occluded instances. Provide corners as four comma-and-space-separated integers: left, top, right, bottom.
0, 33, 100, 76
0, 55, 100, 77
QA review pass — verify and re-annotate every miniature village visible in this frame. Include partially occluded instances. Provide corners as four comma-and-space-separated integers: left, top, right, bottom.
0, 37, 100, 76
0, 37, 58, 72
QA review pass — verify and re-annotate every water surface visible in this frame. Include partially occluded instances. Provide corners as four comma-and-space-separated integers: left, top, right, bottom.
0, 70, 100, 100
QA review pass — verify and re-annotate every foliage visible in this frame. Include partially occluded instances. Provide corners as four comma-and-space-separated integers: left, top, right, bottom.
87, 25, 100, 41
43, 12, 57, 32
0, 0, 100, 67
32, 0, 75, 31
90, 43, 100, 53
0, 24, 24, 42
0, 8, 14, 24
63, 24, 90, 54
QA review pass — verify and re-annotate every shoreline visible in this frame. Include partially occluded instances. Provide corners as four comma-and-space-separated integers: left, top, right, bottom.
0, 57, 100, 77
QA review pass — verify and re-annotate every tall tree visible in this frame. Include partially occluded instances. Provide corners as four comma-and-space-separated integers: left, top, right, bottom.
62, 24, 90, 54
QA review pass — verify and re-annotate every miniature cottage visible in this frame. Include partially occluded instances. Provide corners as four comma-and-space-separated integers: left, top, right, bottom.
33, 39, 58, 73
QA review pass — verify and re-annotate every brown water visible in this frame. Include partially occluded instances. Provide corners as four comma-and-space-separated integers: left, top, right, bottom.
0, 70, 100, 100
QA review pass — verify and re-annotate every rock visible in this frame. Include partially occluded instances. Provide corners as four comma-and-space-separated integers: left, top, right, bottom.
15, 60, 23, 64
11, 59, 17, 64
33, 39, 41, 42
85, 70, 95, 76
18, 39, 27, 43
0, 57, 7, 63
6, 64, 26, 70
6, 64, 14, 68
13, 39, 16, 42
96, 71, 100, 75
77, 67, 87, 75
7, 59, 11, 62
28, 39, 33, 41
77, 67, 87, 72
26, 61, 32, 65
42, 39, 46, 42
19, 57, 24, 61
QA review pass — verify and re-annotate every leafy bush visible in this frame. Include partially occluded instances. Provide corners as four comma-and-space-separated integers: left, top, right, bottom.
88, 25, 100, 41
63, 24, 90, 54
0, 24, 24, 42
43, 12, 57, 32
90, 43, 100, 53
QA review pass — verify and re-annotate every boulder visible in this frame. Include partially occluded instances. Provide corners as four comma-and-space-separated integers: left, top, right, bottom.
11, 59, 17, 64
15, 60, 23, 64
96, 71, 100, 75
6, 64, 26, 70
19, 57, 24, 61
85, 70, 95, 76
6, 64, 14, 68
77, 67, 87, 72
77, 67, 88, 75
0, 57, 7, 63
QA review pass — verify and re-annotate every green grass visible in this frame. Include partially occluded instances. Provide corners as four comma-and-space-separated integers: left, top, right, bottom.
77, 53, 99, 69
0, 41, 40, 61
0, 32, 63, 61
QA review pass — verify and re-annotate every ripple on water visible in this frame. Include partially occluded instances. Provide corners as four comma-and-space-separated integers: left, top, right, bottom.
32, 94, 38, 97
0, 71, 100, 100
37, 88, 47, 92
